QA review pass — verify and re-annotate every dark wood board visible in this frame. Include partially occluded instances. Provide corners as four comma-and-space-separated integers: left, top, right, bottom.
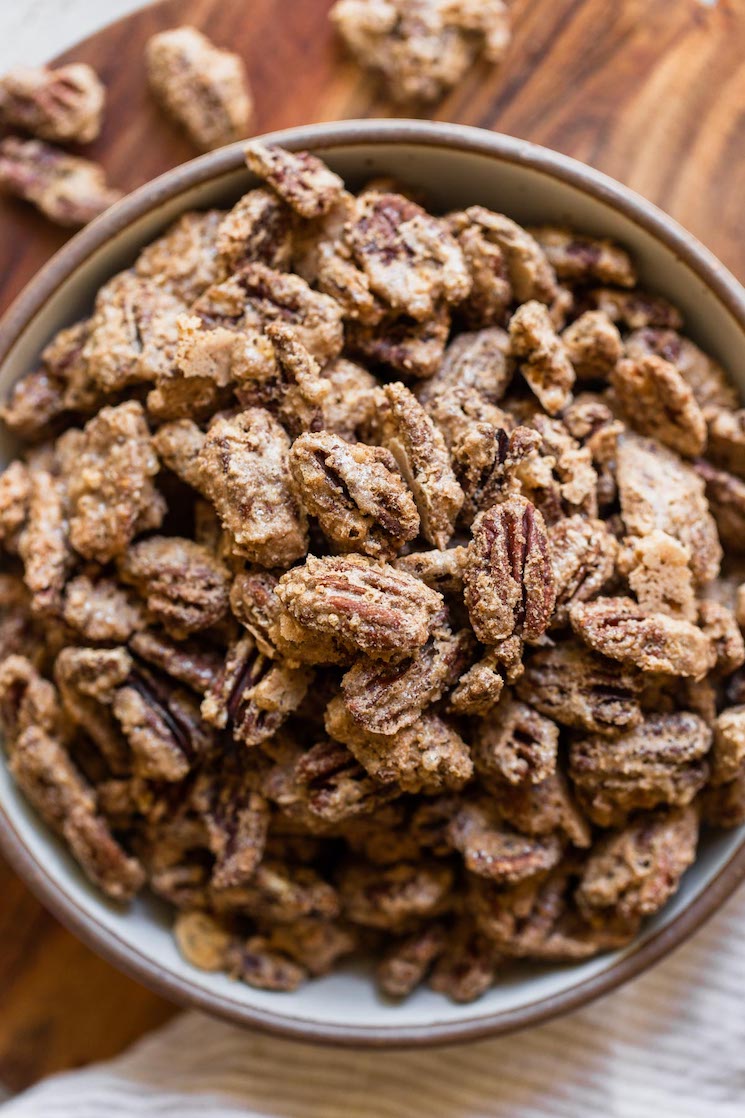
0, 0, 743, 1091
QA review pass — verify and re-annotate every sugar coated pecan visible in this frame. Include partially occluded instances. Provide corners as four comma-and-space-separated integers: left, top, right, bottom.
509, 301, 575, 416
0, 137, 121, 226
612, 355, 706, 457
464, 494, 555, 644
245, 141, 343, 219
0, 64, 105, 143
448, 799, 563, 884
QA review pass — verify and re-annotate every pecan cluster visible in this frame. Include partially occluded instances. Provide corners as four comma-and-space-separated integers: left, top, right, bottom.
1, 143, 744, 1004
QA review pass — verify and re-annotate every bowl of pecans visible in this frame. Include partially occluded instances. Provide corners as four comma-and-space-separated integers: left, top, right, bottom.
1, 119, 745, 1046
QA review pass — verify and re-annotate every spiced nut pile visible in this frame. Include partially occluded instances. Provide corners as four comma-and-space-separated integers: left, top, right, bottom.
1, 142, 745, 1003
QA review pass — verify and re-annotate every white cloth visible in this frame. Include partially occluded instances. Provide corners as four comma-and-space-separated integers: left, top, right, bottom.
2, 884, 745, 1118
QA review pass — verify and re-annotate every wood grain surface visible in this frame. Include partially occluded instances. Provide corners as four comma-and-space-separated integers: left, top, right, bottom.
0, 0, 743, 1092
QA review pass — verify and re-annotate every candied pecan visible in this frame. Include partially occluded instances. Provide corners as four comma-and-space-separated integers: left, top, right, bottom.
548, 515, 618, 627
118, 536, 231, 639
227, 935, 307, 991
709, 706, 745, 786
625, 327, 738, 413
215, 188, 292, 276
195, 408, 307, 567
393, 545, 467, 595
347, 191, 470, 320
0, 368, 65, 440
377, 382, 463, 548
473, 698, 559, 786
244, 141, 343, 219
517, 643, 643, 736
135, 209, 224, 302
347, 303, 450, 379
561, 310, 623, 381
8, 726, 144, 901
509, 300, 575, 415
617, 433, 721, 584
192, 768, 269, 889
448, 216, 512, 327
448, 799, 563, 884
318, 357, 379, 440
589, 287, 683, 330
570, 597, 715, 679
276, 554, 443, 661
464, 495, 555, 644
0, 654, 66, 748
146, 27, 252, 150
64, 401, 164, 564
698, 600, 745, 676
418, 327, 513, 405
295, 738, 397, 823
113, 665, 212, 781
194, 262, 344, 368
339, 860, 453, 931
263, 918, 356, 977
706, 408, 745, 479
611, 355, 706, 457
0, 63, 105, 143
229, 570, 281, 658
54, 644, 131, 705
424, 382, 511, 452
129, 630, 221, 695
63, 576, 144, 643
202, 636, 310, 747
0, 137, 121, 226
82, 271, 184, 394
290, 431, 419, 559
17, 468, 72, 616
450, 208, 558, 305
619, 530, 697, 623
212, 859, 339, 924
174, 911, 233, 971
576, 806, 699, 926
428, 920, 500, 1003
151, 418, 205, 491
517, 413, 599, 525
339, 620, 471, 734
331, 0, 510, 104
377, 923, 447, 998
529, 227, 636, 288
0, 460, 30, 552
452, 421, 542, 523
490, 768, 591, 849
326, 696, 473, 793
449, 650, 505, 716
694, 459, 745, 555
569, 713, 711, 827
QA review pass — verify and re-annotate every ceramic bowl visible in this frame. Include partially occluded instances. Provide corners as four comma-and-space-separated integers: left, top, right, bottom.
1, 119, 744, 1047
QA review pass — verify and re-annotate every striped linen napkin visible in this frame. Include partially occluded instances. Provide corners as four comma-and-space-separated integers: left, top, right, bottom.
2, 884, 744, 1118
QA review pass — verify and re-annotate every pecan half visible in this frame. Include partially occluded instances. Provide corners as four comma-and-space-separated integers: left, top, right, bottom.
0, 137, 121, 226
338, 860, 453, 932
611, 355, 707, 457
244, 141, 343, 218
289, 431, 419, 558
473, 698, 559, 786
448, 799, 563, 884
509, 300, 575, 415
548, 515, 618, 627
569, 713, 711, 826
464, 494, 556, 644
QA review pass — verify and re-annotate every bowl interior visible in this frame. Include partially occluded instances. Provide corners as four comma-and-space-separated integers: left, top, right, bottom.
1, 124, 744, 1044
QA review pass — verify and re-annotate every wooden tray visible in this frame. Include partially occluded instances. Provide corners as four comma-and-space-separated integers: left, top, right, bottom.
0, 0, 742, 1091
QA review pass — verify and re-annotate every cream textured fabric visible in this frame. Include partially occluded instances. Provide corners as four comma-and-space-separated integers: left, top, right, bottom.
2, 886, 745, 1118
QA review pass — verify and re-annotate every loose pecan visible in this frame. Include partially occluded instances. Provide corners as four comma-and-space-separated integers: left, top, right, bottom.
428, 920, 500, 1003
517, 643, 643, 736
529, 227, 636, 287
0, 137, 121, 226
201, 636, 310, 747
212, 859, 339, 924
473, 698, 559, 786
276, 554, 443, 661
146, 27, 252, 151
192, 765, 269, 889
548, 515, 618, 627
377, 923, 447, 999
561, 310, 623, 381
244, 141, 343, 219
290, 431, 419, 558
195, 408, 308, 567
418, 327, 513, 405
118, 536, 231, 639
8, 725, 144, 902
611, 355, 707, 457
129, 630, 222, 695
448, 799, 563, 884
570, 597, 715, 679
295, 738, 397, 823
589, 287, 683, 330
569, 713, 711, 827
509, 300, 575, 415
625, 327, 738, 413
17, 468, 72, 616
490, 769, 592, 849
0, 63, 105, 143
347, 303, 450, 379
576, 806, 699, 926
464, 495, 555, 644
450, 207, 558, 305
338, 860, 453, 932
